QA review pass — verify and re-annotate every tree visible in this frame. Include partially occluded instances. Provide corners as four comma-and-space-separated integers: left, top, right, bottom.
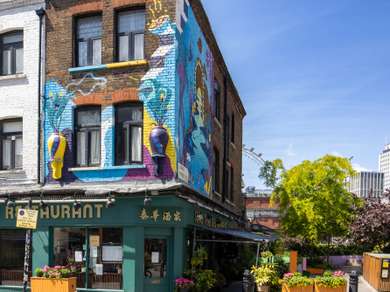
350, 194, 390, 252
270, 155, 362, 244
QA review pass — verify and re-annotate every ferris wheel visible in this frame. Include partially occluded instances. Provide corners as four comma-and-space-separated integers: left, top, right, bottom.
242, 145, 265, 189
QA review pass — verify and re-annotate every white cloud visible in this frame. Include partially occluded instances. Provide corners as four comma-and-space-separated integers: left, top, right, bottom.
352, 163, 370, 172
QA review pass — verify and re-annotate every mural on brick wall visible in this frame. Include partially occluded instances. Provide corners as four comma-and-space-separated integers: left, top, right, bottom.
43, 0, 177, 183
176, 2, 214, 196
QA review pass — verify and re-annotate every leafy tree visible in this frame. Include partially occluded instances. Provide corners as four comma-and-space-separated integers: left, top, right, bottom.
270, 155, 362, 244
260, 159, 285, 188
350, 193, 390, 252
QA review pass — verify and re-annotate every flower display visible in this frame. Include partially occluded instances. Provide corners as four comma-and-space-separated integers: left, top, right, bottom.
175, 277, 195, 289
35, 265, 80, 279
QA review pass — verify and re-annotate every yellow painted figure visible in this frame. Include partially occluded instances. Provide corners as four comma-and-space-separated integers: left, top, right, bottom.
48, 132, 67, 180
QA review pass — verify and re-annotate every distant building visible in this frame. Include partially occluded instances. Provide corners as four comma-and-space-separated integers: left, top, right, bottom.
348, 171, 384, 198
379, 144, 390, 191
245, 187, 280, 229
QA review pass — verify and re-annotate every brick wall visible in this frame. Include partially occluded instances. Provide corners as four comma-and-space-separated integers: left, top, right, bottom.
0, 2, 44, 182
44, 0, 178, 183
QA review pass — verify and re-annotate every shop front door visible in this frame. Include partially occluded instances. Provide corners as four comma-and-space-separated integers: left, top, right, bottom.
144, 236, 172, 292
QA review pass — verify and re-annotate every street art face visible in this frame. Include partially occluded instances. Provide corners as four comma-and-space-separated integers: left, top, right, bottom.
43, 0, 177, 183
176, 4, 214, 196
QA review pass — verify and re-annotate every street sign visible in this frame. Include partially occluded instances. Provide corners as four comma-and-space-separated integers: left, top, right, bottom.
16, 209, 38, 229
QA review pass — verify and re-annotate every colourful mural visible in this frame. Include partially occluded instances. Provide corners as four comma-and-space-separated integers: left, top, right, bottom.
43, 0, 177, 183
176, 3, 215, 196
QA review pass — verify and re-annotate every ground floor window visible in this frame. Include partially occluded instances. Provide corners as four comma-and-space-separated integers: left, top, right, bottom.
0, 229, 26, 286
53, 227, 123, 290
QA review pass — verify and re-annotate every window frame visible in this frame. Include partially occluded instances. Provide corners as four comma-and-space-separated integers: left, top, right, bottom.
231, 113, 235, 144
0, 118, 23, 171
0, 31, 23, 76
75, 14, 103, 67
74, 106, 101, 167
213, 147, 221, 194
115, 8, 146, 62
214, 80, 221, 121
229, 165, 234, 202
115, 102, 144, 166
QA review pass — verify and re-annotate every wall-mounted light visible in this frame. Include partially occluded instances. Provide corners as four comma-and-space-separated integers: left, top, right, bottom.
144, 196, 152, 206
106, 196, 116, 208
73, 200, 81, 210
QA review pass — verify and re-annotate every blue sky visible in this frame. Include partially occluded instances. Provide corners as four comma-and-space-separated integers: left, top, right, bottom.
202, 0, 390, 188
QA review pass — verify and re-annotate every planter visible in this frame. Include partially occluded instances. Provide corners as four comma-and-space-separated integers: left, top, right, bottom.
31, 277, 76, 292
177, 288, 191, 292
315, 285, 346, 292
47, 132, 67, 180
282, 284, 314, 292
257, 285, 270, 292
307, 267, 325, 275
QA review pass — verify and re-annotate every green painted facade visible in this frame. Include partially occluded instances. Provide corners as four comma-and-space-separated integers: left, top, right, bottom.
0, 195, 197, 292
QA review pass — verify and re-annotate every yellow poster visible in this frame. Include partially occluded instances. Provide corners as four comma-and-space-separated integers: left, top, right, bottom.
383, 261, 389, 268
90, 235, 100, 247
16, 209, 38, 229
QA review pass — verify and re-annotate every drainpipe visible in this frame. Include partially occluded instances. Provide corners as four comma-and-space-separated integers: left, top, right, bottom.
35, 7, 45, 185
221, 76, 228, 202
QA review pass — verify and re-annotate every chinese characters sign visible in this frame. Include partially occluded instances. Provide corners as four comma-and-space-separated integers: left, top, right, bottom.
194, 209, 238, 229
139, 208, 182, 223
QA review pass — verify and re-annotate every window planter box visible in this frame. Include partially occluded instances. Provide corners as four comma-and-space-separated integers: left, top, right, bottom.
31, 277, 77, 292
314, 285, 346, 292
282, 284, 314, 292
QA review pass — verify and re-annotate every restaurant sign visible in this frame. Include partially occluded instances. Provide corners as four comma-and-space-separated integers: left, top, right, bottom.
5, 204, 105, 220
194, 209, 239, 229
138, 208, 183, 223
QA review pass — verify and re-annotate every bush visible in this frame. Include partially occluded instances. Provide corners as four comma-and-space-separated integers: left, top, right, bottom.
281, 272, 313, 288
315, 271, 347, 288
251, 264, 278, 286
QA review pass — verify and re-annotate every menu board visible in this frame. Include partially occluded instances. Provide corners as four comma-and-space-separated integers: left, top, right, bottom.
382, 259, 390, 279
102, 246, 123, 262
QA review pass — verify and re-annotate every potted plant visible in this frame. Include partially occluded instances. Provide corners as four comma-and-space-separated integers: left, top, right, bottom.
175, 277, 195, 292
193, 269, 217, 292
314, 271, 347, 292
281, 272, 314, 292
251, 264, 278, 292
31, 265, 77, 292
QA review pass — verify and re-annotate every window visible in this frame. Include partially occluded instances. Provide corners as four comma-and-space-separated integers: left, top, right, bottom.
230, 165, 234, 202
117, 9, 145, 61
115, 103, 143, 165
214, 80, 221, 121
213, 147, 220, 194
0, 120, 22, 170
75, 107, 101, 167
53, 228, 123, 289
231, 113, 235, 144
0, 31, 23, 75
0, 229, 26, 286
144, 239, 167, 281
76, 15, 102, 67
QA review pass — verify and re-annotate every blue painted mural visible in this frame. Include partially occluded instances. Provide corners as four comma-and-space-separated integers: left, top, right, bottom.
43, 0, 178, 184
176, 3, 215, 196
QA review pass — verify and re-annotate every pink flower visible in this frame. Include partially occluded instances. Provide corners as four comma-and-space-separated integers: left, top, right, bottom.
333, 271, 344, 277
42, 265, 50, 273
284, 272, 294, 278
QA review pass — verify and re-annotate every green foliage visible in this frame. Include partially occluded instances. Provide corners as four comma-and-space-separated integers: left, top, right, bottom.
271, 155, 362, 243
251, 264, 278, 286
284, 239, 366, 257
260, 159, 285, 188
315, 271, 347, 288
281, 272, 313, 288
190, 246, 208, 270
193, 269, 217, 292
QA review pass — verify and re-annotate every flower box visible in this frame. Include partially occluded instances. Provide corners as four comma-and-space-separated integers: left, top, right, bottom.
282, 283, 314, 292
31, 277, 77, 292
257, 284, 270, 292
314, 284, 346, 292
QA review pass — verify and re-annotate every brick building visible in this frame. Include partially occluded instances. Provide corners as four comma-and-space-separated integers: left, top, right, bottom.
0, 0, 45, 185
0, 1, 273, 291
245, 187, 280, 230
